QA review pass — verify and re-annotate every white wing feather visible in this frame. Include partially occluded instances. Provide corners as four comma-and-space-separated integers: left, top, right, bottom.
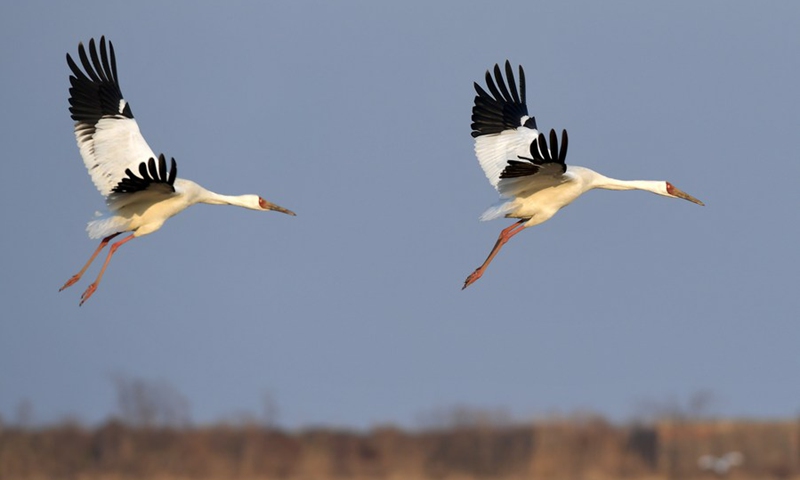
471, 63, 571, 211
67, 37, 159, 199
474, 126, 538, 192
77, 117, 157, 198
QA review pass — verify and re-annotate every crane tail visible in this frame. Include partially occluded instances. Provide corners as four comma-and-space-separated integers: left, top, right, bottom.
479, 200, 516, 222
87, 216, 129, 239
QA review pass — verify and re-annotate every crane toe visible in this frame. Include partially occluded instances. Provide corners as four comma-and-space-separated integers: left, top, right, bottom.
59, 275, 81, 292
79, 283, 98, 306
463, 269, 484, 290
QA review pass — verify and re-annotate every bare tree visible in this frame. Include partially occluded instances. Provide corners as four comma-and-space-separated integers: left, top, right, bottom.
415, 404, 513, 430
14, 399, 34, 428
261, 390, 280, 428
687, 390, 717, 419
633, 389, 719, 423
111, 374, 191, 428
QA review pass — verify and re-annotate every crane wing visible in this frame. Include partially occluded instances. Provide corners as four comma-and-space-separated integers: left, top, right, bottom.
104, 153, 178, 213
496, 129, 569, 199
471, 61, 540, 191
67, 37, 162, 198
112, 154, 177, 194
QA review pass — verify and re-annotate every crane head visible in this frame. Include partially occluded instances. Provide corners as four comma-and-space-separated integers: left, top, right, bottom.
258, 196, 297, 216
666, 182, 704, 206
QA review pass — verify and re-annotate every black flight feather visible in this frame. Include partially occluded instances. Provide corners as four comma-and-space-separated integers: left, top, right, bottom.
67, 36, 134, 132
112, 154, 177, 194
500, 129, 569, 179
471, 61, 535, 138
558, 129, 569, 164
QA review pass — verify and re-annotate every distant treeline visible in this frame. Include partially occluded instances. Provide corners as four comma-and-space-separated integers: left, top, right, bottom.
1, 416, 799, 479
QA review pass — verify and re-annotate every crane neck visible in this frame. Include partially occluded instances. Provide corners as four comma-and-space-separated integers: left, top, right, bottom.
201, 191, 251, 207
178, 180, 259, 209
590, 174, 666, 195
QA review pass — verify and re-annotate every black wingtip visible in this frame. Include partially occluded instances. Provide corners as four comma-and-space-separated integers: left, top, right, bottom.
471, 61, 532, 137
68, 35, 132, 123
157, 154, 167, 183
504, 60, 520, 104
535, 132, 548, 162
501, 127, 568, 179
147, 157, 159, 180
168, 158, 177, 185
111, 155, 178, 195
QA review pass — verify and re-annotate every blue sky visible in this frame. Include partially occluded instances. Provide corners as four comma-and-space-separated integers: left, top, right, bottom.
1, 1, 799, 429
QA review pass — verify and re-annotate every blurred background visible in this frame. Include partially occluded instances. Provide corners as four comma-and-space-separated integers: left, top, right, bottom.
1, 1, 799, 477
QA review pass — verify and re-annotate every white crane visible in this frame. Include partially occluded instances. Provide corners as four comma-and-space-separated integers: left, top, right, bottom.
463, 61, 703, 289
60, 37, 295, 305
698, 452, 744, 475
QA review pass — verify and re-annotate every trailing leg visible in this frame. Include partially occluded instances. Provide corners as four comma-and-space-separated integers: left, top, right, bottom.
80, 234, 135, 306
463, 220, 526, 290
59, 233, 122, 291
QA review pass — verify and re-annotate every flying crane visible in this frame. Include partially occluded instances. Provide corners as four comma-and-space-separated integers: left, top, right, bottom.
60, 37, 295, 305
464, 61, 703, 289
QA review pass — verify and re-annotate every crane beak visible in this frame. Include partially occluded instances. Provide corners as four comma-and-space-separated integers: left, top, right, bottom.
269, 204, 296, 216
671, 186, 705, 206
259, 198, 296, 216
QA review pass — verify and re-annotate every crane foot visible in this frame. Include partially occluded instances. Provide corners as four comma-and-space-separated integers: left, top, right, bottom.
462, 269, 483, 290
79, 283, 98, 306
59, 275, 81, 292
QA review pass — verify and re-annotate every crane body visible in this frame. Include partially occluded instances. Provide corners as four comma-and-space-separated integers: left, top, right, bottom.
463, 61, 703, 289
60, 37, 295, 305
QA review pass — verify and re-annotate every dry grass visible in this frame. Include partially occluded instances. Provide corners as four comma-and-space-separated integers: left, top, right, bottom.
1, 417, 799, 480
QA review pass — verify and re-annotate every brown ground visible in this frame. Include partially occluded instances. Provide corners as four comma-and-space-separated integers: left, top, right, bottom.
2, 417, 799, 479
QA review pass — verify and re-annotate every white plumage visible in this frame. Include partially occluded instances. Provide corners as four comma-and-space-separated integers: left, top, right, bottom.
463, 61, 704, 289
78, 116, 154, 198
474, 127, 538, 191
698, 452, 744, 475
60, 37, 295, 305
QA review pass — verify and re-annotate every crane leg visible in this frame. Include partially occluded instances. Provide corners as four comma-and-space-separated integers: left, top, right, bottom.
79, 234, 135, 306
463, 220, 526, 290
59, 233, 122, 291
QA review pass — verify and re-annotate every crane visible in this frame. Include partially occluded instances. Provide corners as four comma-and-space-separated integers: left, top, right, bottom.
60, 37, 295, 305
463, 61, 703, 290
698, 452, 744, 475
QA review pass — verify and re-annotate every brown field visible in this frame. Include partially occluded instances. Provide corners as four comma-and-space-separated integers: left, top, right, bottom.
2, 416, 799, 480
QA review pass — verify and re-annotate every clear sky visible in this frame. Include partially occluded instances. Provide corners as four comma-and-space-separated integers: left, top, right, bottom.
1, 1, 799, 429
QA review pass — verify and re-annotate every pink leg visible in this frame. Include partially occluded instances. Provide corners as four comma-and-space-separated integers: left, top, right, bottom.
463, 220, 526, 290
60, 233, 122, 291
79, 234, 135, 306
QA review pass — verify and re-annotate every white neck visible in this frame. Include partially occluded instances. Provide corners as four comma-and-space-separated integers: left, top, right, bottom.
589, 173, 667, 196
200, 192, 256, 208
178, 179, 261, 210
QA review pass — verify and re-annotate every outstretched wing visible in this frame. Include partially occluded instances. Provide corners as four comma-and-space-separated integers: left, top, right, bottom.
67, 36, 162, 198
471, 61, 540, 191
112, 154, 177, 194
496, 129, 569, 199
500, 129, 568, 179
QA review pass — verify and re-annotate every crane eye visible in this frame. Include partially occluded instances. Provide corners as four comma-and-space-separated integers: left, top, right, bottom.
258, 197, 267, 209
665, 182, 675, 195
